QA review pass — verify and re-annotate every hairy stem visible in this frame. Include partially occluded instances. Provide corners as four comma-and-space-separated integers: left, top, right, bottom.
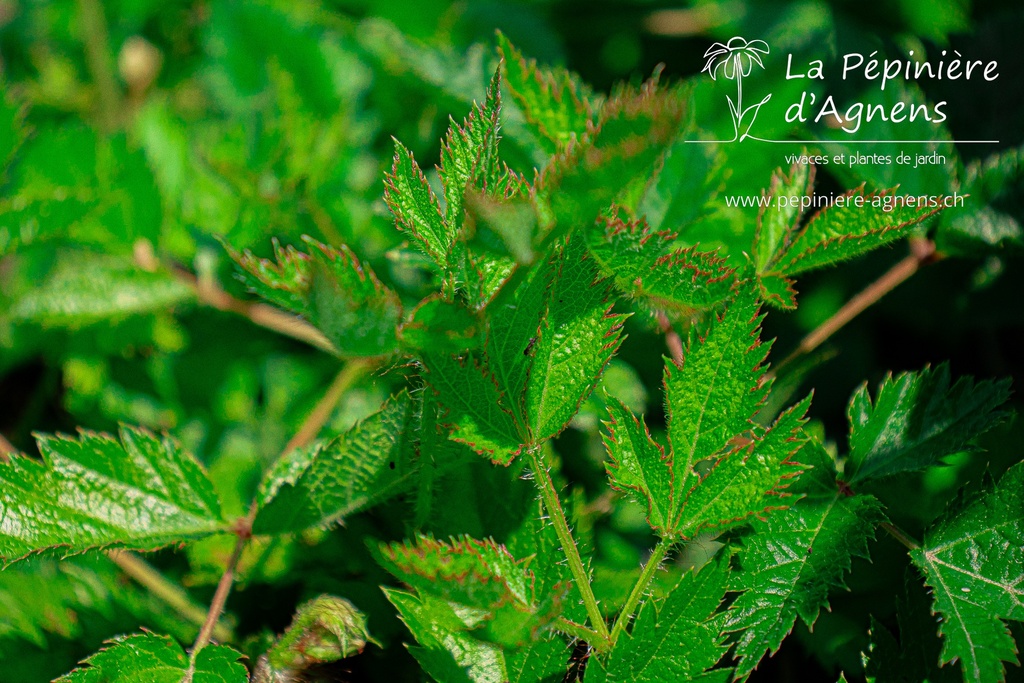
528, 448, 611, 646
774, 238, 940, 376
76, 0, 121, 130
107, 551, 233, 643
656, 311, 684, 365
555, 617, 605, 644
188, 357, 364, 666
609, 538, 671, 645
882, 521, 921, 551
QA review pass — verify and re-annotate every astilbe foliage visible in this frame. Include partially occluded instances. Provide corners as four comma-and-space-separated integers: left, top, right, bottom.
2, 34, 1020, 683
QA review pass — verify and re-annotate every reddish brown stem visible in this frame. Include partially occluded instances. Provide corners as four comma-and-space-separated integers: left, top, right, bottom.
775, 239, 941, 375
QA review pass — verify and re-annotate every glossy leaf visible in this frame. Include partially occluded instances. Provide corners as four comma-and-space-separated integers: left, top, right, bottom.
57, 633, 246, 682
254, 392, 417, 534
910, 462, 1024, 683
844, 364, 1011, 486
0, 426, 225, 563
724, 440, 885, 680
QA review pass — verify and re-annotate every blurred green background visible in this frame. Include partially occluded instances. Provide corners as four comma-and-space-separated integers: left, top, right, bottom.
0, 0, 1022, 681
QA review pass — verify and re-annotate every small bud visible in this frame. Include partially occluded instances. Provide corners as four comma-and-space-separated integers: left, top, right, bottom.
266, 595, 378, 672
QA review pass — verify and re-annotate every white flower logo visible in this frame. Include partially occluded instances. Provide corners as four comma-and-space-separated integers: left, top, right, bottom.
702, 37, 772, 141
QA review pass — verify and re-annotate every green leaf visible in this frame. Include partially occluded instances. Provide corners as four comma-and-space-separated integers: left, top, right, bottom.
0, 426, 225, 563
587, 213, 736, 313
231, 237, 402, 357
937, 144, 1024, 254
591, 558, 732, 683
377, 535, 563, 648
673, 396, 809, 538
754, 162, 815, 273
844, 364, 1011, 486
909, 462, 1024, 683
524, 235, 627, 440
764, 185, 942, 278
422, 351, 524, 464
56, 633, 246, 682
384, 140, 450, 267
724, 439, 885, 680
603, 292, 802, 539
399, 295, 483, 354
254, 392, 416, 534
537, 79, 685, 243
3, 252, 192, 328
439, 67, 505, 236
385, 588, 508, 683
497, 33, 596, 156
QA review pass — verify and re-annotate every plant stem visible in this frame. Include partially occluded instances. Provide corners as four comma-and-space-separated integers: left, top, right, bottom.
774, 238, 940, 376
189, 521, 250, 664
107, 551, 233, 643
656, 311, 684, 365
281, 361, 371, 455
76, 0, 121, 130
555, 617, 605, 644
881, 522, 921, 551
528, 448, 611, 646
609, 538, 671, 646
188, 356, 365, 666
0, 432, 14, 462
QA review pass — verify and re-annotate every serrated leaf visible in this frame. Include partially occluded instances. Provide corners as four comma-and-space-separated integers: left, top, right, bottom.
674, 396, 809, 537
399, 295, 482, 354
231, 237, 402, 357
603, 293, 801, 539
724, 439, 885, 680
764, 185, 941, 278
378, 535, 563, 648
591, 558, 732, 683
497, 33, 596, 156
844, 364, 1011, 486
3, 251, 192, 328
56, 633, 246, 682
525, 235, 626, 440
422, 351, 525, 464
439, 67, 504, 236
910, 462, 1024, 683
587, 213, 736, 312
0, 426, 225, 563
754, 163, 816, 272
254, 392, 416, 534
385, 588, 508, 683
385, 140, 450, 267
537, 79, 685, 245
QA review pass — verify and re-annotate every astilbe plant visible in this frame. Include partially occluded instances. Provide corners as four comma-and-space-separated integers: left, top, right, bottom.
0, 35, 1020, 683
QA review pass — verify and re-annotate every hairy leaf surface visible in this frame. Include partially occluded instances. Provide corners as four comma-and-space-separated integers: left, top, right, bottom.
254, 392, 416, 534
0, 427, 224, 563
57, 633, 246, 682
